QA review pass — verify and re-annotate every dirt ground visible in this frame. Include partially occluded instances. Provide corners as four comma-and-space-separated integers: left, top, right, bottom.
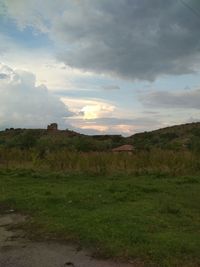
0, 212, 134, 267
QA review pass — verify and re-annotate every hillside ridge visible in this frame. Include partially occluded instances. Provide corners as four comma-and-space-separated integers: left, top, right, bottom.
1, 121, 200, 151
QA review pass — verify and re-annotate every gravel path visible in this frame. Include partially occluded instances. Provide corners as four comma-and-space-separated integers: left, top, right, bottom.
0, 213, 134, 267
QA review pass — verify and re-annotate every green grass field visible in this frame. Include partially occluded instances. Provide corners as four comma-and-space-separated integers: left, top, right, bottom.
0, 169, 200, 267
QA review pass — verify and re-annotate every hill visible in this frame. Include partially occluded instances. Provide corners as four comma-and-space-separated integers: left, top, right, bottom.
1, 122, 200, 151
128, 122, 200, 151
0, 128, 125, 152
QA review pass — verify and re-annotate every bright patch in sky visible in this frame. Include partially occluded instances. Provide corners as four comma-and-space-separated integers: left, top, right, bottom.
81, 105, 111, 120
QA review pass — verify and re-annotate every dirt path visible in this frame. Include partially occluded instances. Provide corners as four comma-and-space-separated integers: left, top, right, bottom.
0, 212, 134, 267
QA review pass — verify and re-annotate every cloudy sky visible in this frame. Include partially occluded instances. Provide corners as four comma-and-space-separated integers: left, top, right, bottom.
1, 0, 200, 135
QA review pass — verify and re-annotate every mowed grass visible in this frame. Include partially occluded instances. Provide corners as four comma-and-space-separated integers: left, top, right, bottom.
0, 169, 200, 267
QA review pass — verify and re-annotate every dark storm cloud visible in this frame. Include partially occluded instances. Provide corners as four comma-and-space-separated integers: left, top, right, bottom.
3, 0, 200, 80
54, 0, 200, 80
141, 89, 200, 109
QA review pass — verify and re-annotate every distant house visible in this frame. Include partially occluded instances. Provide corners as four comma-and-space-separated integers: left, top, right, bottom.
112, 144, 134, 154
47, 123, 58, 131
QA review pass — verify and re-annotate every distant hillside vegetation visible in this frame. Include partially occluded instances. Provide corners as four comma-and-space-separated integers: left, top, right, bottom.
0, 128, 125, 152
1, 122, 200, 151
128, 122, 200, 151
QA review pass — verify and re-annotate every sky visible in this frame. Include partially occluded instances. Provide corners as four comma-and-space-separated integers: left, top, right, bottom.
1, 0, 200, 136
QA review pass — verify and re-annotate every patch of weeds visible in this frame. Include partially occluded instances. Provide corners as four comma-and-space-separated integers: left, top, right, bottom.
112, 191, 129, 202
11, 169, 35, 178
146, 173, 169, 179
137, 186, 161, 194
0, 169, 10, 176
129, 231, 149, 245
44, 191, 52, 196
44, 197, 66, 205
176, 177, 199, 185
160, 204, 181, 215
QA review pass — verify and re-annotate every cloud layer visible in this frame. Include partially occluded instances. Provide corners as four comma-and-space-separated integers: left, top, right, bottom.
1, 1, 200, 135
2, 0, 200, 80
141, 89, 200, 109
0, 63, 73, 129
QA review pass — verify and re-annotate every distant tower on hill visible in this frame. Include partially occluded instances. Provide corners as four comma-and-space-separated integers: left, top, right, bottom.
47, 123, 58, 131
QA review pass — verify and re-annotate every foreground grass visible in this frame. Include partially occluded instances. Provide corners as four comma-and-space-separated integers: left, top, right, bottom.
0, 169, 200, 267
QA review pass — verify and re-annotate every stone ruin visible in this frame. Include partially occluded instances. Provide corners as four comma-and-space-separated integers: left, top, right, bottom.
47, 123, 58, 131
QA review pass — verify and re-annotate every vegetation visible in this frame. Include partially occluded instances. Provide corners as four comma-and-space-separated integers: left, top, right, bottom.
0, 169, 199, 267
2, 122, 200, 152
129, 122, 200, 151
0, 128, 123, 152
1, 122, 200, 266
1, 148, 200, 176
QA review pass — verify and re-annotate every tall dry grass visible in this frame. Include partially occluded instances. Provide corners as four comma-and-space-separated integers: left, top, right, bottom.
0, 147, 200, 176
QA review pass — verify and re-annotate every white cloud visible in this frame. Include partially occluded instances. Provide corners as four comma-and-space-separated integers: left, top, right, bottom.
81, 103, 115, 120
61, 97, 116, 119
0, 63, 73, 129
0, 63, 165, 135
0, 32, 94, 92
0, 28, 79, 91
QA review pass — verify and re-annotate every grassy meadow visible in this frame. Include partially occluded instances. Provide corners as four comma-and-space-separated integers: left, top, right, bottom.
0, 168, 200, 267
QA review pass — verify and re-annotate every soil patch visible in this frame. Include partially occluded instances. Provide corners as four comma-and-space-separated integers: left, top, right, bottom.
0, 212, 135, 267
